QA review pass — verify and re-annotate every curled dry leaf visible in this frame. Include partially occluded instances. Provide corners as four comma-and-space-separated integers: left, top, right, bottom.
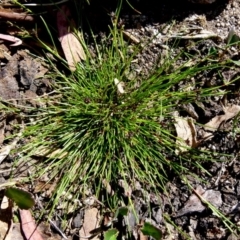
0, 34, 22, 46
57, 5, 86, 71
202, 104, 240, 140
174, 115, 198, 154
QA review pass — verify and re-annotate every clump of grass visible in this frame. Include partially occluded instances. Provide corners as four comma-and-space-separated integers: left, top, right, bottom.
17, 19, 226, 214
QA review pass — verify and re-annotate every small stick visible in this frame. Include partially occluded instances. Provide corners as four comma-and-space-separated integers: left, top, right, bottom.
23, 0, 69, 6
35, 195, 68, 239
0, 10, 34, 21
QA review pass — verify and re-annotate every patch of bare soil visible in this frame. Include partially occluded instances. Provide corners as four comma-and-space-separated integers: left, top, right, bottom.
0, 0, 240, 239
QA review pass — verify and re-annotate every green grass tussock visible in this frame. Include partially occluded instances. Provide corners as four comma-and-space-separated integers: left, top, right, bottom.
18, 25, 227, 212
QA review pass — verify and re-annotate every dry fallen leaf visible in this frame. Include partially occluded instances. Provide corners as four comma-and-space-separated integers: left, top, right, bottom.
57, 5, 86, 71
19, 209, 44, 240
33, 181, 57, 198
227, 232, 239, 240
174, 115, 197, 154
202, 104, 240, 140
37, 222, 62, 240
0, 196, 12, 240
79, 208, 100, 240
0, 33, 22, 46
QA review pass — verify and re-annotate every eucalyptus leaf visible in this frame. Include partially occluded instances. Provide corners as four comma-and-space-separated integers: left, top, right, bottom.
5, 187, 35, 209
114, 206, 128, 218
141, 222, 162, 240
104, 228, 118, 240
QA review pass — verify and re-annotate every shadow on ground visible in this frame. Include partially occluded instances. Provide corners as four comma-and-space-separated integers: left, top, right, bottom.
81, 0, 230, 33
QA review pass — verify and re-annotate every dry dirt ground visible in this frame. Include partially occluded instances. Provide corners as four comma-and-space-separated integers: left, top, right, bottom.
0, 0, 240, 239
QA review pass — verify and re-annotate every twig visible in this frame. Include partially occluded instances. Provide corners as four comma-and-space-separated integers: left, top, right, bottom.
23, 0, 69, 6
35, 195, 68, 239
0, 10, 34, 21
1, 0, 69, 7
48, 219, 68, 239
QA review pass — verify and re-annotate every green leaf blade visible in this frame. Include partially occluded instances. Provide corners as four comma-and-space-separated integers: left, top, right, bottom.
5, 187, 35, 209
104, 228, 118, 240
141, 222, 162, 240
115, 206, 128, 218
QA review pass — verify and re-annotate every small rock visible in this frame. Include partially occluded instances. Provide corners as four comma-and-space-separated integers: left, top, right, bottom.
72, 213, 83, 228
175, 186, 222, 217
152, 207, 163, 224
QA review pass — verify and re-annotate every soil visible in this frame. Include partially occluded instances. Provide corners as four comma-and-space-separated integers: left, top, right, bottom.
0, 0, 240, 239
